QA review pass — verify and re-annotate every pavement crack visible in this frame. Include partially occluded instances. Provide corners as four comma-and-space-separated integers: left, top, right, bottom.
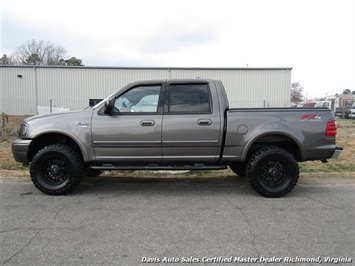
238, 207, 261, 258
0, 228, 23, 234
224, 196, 260, 257
52, 196, 79, 221
2, 230, 40, 265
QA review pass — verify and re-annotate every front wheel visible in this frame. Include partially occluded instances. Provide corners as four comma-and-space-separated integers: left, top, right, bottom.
246, 146, 299, 197
30, 144, 84, 195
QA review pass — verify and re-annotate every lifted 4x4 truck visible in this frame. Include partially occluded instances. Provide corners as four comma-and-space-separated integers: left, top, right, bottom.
12, 79, 343, 197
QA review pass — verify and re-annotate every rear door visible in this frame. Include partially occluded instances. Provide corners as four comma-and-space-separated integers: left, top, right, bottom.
162, 82, 222, 162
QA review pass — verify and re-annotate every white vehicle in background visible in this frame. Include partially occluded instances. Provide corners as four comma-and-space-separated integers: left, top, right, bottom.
349, 102, 355, 119
297, 101, 331, 109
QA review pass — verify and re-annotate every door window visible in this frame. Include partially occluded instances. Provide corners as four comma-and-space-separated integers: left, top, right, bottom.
114, 86, 161, 113
168, 84, 211, 113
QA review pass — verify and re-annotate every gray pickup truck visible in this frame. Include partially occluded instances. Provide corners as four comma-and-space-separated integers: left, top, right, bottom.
12, 79, 342, 197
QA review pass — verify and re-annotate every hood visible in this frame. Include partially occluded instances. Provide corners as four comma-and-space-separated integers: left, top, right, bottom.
24, 109, 92, 123
22, 109, 94, 139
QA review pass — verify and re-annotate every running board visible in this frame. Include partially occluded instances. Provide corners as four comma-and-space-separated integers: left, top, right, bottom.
90, 164, 227, 171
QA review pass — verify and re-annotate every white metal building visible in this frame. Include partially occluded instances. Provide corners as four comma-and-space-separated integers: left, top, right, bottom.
0, 66, 292, 115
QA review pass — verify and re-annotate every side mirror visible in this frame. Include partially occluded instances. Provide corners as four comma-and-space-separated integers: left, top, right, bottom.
104, 99, 114, 114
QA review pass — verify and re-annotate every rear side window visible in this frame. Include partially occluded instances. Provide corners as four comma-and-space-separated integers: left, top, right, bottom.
168, 84, 211, 113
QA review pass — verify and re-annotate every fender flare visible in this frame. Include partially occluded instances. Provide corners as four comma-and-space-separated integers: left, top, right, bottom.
241, 131, 305, 161
29, 130, 92, 163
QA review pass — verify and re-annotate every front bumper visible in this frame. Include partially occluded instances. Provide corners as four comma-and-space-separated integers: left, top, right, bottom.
12, 139, 32, 164
331, 146, 343, 159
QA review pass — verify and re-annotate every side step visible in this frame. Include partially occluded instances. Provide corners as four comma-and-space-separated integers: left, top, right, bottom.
90, 164, 227, 171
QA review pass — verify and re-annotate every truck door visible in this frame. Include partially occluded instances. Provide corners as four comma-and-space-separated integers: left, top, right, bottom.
162, 82, 222, 162
91, 84, 164, 163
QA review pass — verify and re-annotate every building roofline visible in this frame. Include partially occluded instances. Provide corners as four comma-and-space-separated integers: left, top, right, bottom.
0, 65, 293, 71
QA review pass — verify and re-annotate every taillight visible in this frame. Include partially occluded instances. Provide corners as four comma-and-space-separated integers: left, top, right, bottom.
325, 121, 337, 137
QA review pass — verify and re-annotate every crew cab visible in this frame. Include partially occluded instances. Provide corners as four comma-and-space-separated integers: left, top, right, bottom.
12, 79, 342, 197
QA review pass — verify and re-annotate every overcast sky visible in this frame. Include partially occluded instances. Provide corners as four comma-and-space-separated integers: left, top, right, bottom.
1, 0, 354, 98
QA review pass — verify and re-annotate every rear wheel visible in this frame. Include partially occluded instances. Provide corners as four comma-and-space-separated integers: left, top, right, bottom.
246, 146, 299, 197
30, 144, 84, 195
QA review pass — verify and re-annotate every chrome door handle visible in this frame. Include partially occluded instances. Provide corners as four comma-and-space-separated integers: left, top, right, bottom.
140, 120, 155, 126
197, 119, 212, 126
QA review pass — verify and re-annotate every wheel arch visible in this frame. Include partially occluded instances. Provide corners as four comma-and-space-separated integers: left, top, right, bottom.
28, 132, 88, 163
242, 132, 304, 162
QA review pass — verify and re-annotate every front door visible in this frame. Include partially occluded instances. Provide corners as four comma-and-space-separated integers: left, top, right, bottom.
91, 84, 164, 163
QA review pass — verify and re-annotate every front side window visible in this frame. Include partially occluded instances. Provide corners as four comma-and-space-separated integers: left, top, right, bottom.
168, 84, 211, 113
114, 86, 161, 113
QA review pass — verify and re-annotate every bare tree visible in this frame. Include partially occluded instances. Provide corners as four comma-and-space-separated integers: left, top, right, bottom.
11, 40, 68, 65
291, 82, 304, 103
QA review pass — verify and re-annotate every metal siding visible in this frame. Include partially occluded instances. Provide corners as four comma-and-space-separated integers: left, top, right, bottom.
170, 69, 291, 108
0, 67, 37, 115
0, 66, 291, 115
33, 68, 169, 111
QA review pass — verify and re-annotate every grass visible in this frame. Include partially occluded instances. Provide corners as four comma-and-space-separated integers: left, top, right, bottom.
0, 115, 354, 178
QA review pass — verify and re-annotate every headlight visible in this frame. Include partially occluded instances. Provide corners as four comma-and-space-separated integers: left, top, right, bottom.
19, 123, 28, 137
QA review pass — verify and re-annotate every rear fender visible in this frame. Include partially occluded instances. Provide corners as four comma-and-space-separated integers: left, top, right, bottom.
242, 129, 305, 162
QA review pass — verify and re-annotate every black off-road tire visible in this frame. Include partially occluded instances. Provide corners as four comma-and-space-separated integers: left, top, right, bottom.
246, 146, 299, 197
229, 163, 246, 177
30, 144, 84, 195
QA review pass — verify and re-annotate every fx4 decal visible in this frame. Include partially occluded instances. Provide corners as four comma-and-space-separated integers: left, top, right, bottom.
301, 114, 322, 121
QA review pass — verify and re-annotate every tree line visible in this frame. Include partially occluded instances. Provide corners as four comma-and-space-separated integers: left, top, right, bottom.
2, 40, 353, 101
1, 40, 83, 66
291, 83, 355, 103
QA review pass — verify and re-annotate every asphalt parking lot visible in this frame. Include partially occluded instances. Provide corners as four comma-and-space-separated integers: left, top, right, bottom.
1, 174, 354, 265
